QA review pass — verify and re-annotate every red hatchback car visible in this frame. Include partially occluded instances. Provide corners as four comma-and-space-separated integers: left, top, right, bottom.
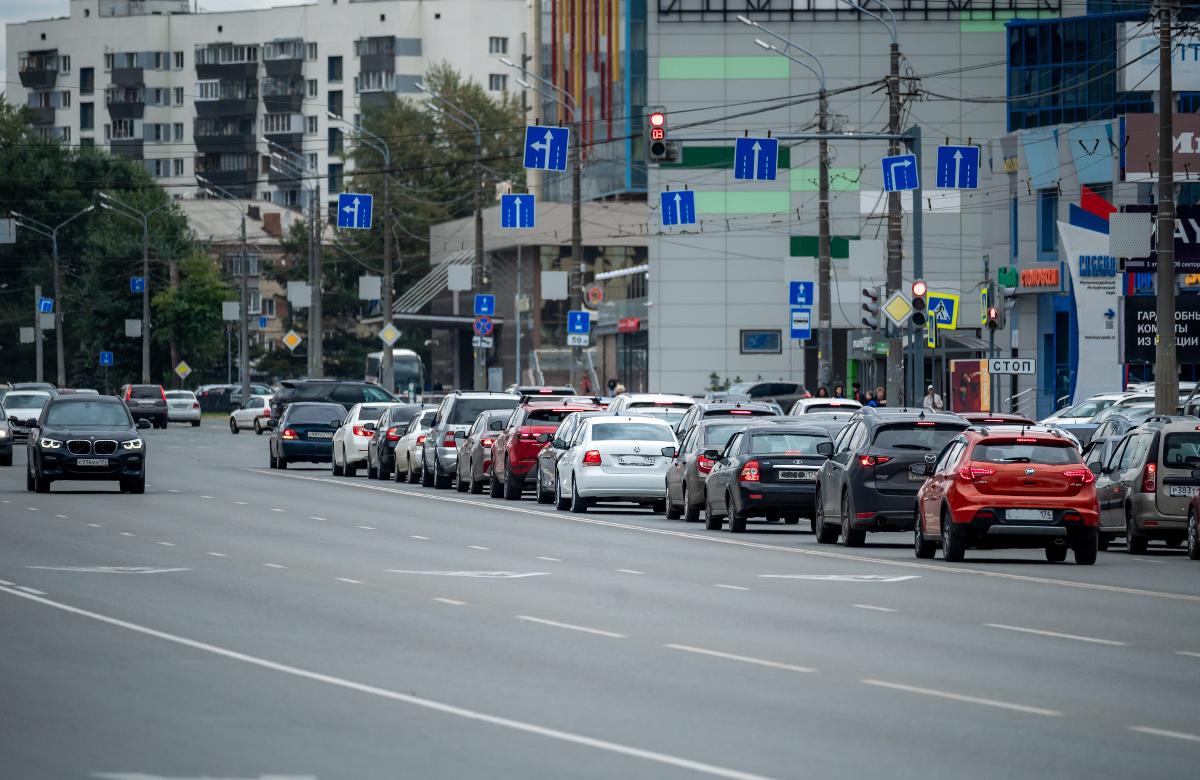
911, 428, 1099, 565
489, 400, 604, 499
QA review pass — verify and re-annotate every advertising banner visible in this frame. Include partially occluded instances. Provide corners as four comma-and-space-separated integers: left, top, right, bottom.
1058, 221, 1122, 405
1123, 296, 1200, 364
950, 359, 989, 413
1121, 205, 1200, 272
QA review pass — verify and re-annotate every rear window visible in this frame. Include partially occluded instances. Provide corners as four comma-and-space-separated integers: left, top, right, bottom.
748, 433, 829, 455
288, 404, 344, 424
872, 423, 964, 452
1162, 433, 1200, 469
527, 409, 580, 425
974, 441, 1081, 465
4, 394, 49, 409
450, 398, 519, 425
802, 403, 858, 412
703, 408, 775, 419
628, 401, 693, 410
357, 406, 386, 421
165, 391, 195, 400
703, 423, 748, 446
590, 422, 674, 442
130, 385, 163, 399
627, 407, 689, 424
293, 385, 330, 401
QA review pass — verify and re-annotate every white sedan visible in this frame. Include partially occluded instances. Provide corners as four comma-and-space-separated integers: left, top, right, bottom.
553, 416, 677, 513
394, 408, 437, 483
165, 390, 202, 426
332, 402, 400, 477
228, 395, 273, 434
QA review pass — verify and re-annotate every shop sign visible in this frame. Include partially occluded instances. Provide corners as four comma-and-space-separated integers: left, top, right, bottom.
997, 266, 1018, 287
617, 317, 640, 334
1019, 266, 1060, 288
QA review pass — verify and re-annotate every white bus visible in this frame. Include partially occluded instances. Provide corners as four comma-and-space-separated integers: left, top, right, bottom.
366, 349, 425, 398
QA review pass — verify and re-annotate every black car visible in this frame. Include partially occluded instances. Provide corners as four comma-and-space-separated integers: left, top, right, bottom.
25, 395, 150, 494
814, 409, 968, 546
267, 401, 345, 468
455, 409, 513, 493
120, 384, 169, 428
725, 381, 808, 410
789, 411, 855, 439
673, 401, 781, 438
533, 410, 611, 503
270, 379, 396, 420
0, 407, 13, 466
702, 424, 833, 532
665, 418, 760, 522
366, 403, 433, 480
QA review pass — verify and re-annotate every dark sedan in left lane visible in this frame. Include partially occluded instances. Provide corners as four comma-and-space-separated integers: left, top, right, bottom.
25, 395, 151, 494
267, 401, 346, 469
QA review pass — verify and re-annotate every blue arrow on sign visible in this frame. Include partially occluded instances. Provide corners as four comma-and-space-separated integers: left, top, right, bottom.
99, 351, 114, 367
660, 190, 697, 226
130, 276, 145, 294
500, 194, 536, 229
789, 281, 814, 307
881, 153, 920, 192
522, 125, 570, 172
473, 294, 496, 317
567, 310, 591, 334
935, 145, 980, 189
733, 137, 780, 181
336, 192, 374, 230
38, 297, 53, 314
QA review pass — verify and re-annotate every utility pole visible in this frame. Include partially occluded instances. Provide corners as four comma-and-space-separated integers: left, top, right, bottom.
34, 285, 44, 383
1155, 0, 1178, 414
884, 38, 904, 407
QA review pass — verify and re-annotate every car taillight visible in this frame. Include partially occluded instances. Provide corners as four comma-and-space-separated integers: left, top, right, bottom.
282, 428, 298, 440
416, 434, 426, 445
123, 386, 132, 400
192, 402, 200, 409
481, 437, 495, 447
160, 387, 167, 402
697, 454, 715, 474
1016, 437, 1037, 443
353, 425, 374, 438
262, 408, 271, 417
739, 459, 761, 482
859, 455, 892, 466
1063, 468, 1095, 485
386, 426, 403, 442
1141, 462, 1157, 493
729, 410, 753, 415
442, 431, 456, 446
582, 449, 602, 466
957, 465, 996, 482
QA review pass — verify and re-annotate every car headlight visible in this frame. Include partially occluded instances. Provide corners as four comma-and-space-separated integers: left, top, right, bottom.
39, 437, 63, 449
121, 438, 144, 450
0, 428, 8, 438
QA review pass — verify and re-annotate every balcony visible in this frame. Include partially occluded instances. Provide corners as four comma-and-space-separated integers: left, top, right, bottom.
195, 97, 258, 118
263, 92, 303, 113
28, 106, 56, 125
194, 166, 256, 192
264, 58, 303, 79
196, 60, 258, 81
110, 139, 144, 160
110, 67, 144, 86
195, 133, 257, 154
268, 166, 304, 186
19, 66, 57, 89
359, 92, 391, 111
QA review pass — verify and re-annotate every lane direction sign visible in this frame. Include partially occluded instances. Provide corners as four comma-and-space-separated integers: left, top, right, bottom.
523, 125, 570, 172
789, 280, 814, 307
99, 351, 114, 367
734, 136, 779, 181
660, 190, 696, 226
500, 194, 536, 229
935, 145, 980, 189
130, 276, 145, 294
336, 192, 373, 230
881, 153, 920, 192
37, 297, 54, 314
473, 294, 495, 317
567, 310, 591, 334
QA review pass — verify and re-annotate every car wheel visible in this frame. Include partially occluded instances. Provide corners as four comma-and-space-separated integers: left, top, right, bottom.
1073, 531, 1098, 566
941, 508, 966, 562
34, 474, 50, 493
665, 481, 682, 519
456, 466, 469, 492
277, 456, 287, 470
1188, 509, 1200, 560
190, 420, 200, 428
123, 476, 146, 495
367, 461, 378, 480
727, 492, 746, 533
568, 476, 588, 513
502, 461, 522, 500
1125, 506, 1148, 555
332, 448, 344, 477
470, 469, 485, 495
344, 456, 358, 478
783, 515, 800, 525
26, 464, 35, 492
420, 457, 434, 487
230, 418, 239, 434
814, 488, 840, 544
253, 420, 262, 435
651, 499, 667, 514
433, 463, 451, 489
914, 507, 937, 559
489, 469, 503, 498
1165, 534, 1186, 548
1045, 544, 1069, 563
554, 474, 570, 510
269, 451, 277, 469
1097, 534, 1111, 552
0, 451, 11, 467
682, 484, 702, 523
840, 491, 865, 547
408, 456, 421, 484
766, 513, 780, 523
535, 470, 552, 504
379, 460, 392, 481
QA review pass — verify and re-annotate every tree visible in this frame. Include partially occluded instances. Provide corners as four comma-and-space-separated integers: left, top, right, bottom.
152, 252, 235, 379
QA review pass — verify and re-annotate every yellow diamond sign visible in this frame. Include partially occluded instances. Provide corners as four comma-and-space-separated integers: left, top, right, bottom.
174, 360, 192, 380
378, 322, 401, 346
883, 292, 912, 327
282, 330, 303, 351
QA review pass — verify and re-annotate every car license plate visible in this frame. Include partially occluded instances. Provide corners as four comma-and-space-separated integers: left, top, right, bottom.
307, 431, 333, 439
1168, 485, 1199, 497
138, 400, 156, 406
618, 456, 655, 466
77, 458, 109, 467
1007, 508, 1054, 522
778, 470, 816, 481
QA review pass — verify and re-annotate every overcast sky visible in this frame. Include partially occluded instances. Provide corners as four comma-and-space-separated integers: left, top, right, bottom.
2, 0, 310, 95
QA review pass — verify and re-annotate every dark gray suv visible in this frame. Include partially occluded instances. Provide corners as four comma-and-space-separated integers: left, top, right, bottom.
420, 391, 520, 489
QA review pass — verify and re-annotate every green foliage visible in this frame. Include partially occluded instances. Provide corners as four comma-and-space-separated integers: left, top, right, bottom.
153, 253, 234, 372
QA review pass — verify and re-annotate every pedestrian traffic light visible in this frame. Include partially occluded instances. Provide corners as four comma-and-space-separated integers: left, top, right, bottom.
986, 305, 1002, 330
911, 279, 928, 326
647, 109, 676, 162
861, 287, 881, 329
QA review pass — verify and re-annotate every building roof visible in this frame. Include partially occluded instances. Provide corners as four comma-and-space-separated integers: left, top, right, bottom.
176, 199, 330, 247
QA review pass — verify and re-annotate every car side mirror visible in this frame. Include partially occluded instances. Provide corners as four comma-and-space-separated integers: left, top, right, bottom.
363, 422, 377, 431
489, 419, 505, 431
702, 449, 721, 459
1191, 468, 1200, 480
266, 419, 277, 428
431, 414, 441, 426
661, 445, 677, 458
537, 433, 552, 443
137, 419, 152, 430
816, 441, 834, 457
909, 463, 933, 477
332, 419, 344, 428
553, 438, 568, 449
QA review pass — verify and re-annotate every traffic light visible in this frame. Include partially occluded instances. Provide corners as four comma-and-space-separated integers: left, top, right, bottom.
861, 287, 881, 329
911, 279, 928, 326
647, 109, 676, 162
986, 305, 1002, 330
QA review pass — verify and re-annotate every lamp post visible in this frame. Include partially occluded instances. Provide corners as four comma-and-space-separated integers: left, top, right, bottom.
98, 192, 176, 383
195, 177, 250, 403
327, 111, 394, 392
12, 204, 95, 387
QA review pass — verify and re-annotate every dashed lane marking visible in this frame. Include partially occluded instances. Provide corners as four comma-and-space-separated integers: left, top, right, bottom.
1174, 650, 1200, 659
714, 584, 749, 591
664, 644, 817, 674
234, 501, 248, 505
1129, 726, 1200, 744
263, 563, 287, 569
310, 516, 328, 521
853, 604, 898, 613
357, 525, 376, 530
410, 535, 430, 540
516, 615, 626, 639
433, 597, 466, 606
87, 523, 102, 528
271, 508, 286, 513
119, 532, 135, 537
206, 552, 227, 557
156, 542, 176, 547
861, 679, 1061, 717
55, 515, 68, 519
537, 556, 561, 562
617, 569, 644, 575
26, 507, 38, 512
468, 545, 490, 551
335, 578, 364, 585
984, 623, 1127, 647
15, 586, 47, 596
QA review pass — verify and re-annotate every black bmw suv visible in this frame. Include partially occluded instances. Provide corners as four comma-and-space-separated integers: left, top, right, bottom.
26, 395, 150, 494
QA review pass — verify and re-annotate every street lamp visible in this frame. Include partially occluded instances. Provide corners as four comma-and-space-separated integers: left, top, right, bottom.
12, 204, 94, 386
195, 176, 250, 403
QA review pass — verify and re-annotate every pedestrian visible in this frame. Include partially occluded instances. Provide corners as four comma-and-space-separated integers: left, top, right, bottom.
833, 384, 845, 399
580, 374, 592, 395
816, 386, 829, 398
613, 383, 627, 396
866, 386, 886, 407
851, 382, 862, 403
923, 384, 944, 411
607, 378, 618, 395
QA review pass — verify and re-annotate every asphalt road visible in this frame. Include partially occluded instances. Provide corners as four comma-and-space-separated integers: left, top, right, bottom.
2, 423, 1199, 780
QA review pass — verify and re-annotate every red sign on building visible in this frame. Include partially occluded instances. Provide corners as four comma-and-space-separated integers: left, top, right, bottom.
617, 317, 640, 333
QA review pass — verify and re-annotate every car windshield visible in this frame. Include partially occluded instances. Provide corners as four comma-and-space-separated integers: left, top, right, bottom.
450, 398, 519, 425
625, 407, 689, 425
357, 406, 386, 421
974, 441, 1080, 465
527, 409, 581, 425
1162, 433, 1200, 469
591, 422, 674, 442
4, 394, 49, 409
726, 383, 754, 394
129, 385, 162, 399
748, 432, 829, 455
873, 423, 964, 451
704, 409, 775, 420
703, 423, 748, 446
46, 402, 131, 427
287, 404, 344, 424
1059, 398, 1115, 419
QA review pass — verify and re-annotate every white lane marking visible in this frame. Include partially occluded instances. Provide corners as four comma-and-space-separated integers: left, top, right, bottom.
201, 495, 213, 500
386, 570, 547, 579
310, 516, 327, 521
537, 556, 561, 562
356, 525, 376, 530
853, 604, 898, 613
468, 545, 490, 551
254, 469, 1200, 604
15, 586, 47, 595
0, 579, 12, 586
984, 623, 1127, 647
714, 584, 750, 591
168, 489, 181, 494
1129, 726, 1200, 744
759, 574, 921, 582
1132, 558, 1165, 565
26, 507, 38, 511
616, 569, 644, 575
55, 514, 68, 519
0, 585, 773, 780
263, 563, 287, 569
410, 535, 430, 540
433, 597, 466, 606
664, 644, 817, 673
119, 532, 135, 537
861, 679, 1062, 717
234, 501, 248, 505
271, 508, 286, 513
28, 566, 189, 575
516, 615, 627, 639
335, 577, 364, 585
156, 542, 176, 547
0, 500, 8, 503
87, 523, 102, 528
206, 552, 227, 558
1175, 650, 1200, 659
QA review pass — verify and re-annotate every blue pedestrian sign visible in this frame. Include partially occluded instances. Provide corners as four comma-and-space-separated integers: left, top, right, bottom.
733, 137, 780, 181
473, 294, 496, 317
935, 145, 980, 189
789, 281, 814, 307
473, 315, 494, 337
38, 297, 53, 314
567, 310, 591, 334
927, 292, 960, 330
881, 154, 920, 192
660, 190, 697, 226
336, 192, 374, 230
130, 276, 145, 294
790, 308, 812, 340
99, 351, 114, 367
500, 194, 536, 229
522, 125, 570, 172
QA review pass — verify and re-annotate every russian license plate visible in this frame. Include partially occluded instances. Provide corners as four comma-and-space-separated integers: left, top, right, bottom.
618, 456, 655, 466
307, 431, 333, 439
138, 400, 156, 406
1007, 508, 1054, 522
77, 458, 109, 467
1168, 485, 1199, 497
778, 470, 816, 481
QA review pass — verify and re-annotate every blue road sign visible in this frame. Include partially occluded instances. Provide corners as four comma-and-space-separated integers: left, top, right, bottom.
336, 192, 374, 230
567, 310, 591, 334
522, 125, 570, 172
473, 315, 494, 337
733, 137, 780, 181
881, 154, 920, 192
500, 194, 536, 229
473, 294, 496, 317
130, 276, 145, 294
38, 297, 53, 314
789, 281, 814, 307
99, 351, 114, 367
660, 190, 697, 226
927, 292, 959, 329
790, 308, 812, 340
259, 316, 269, 329
935, 145, 980, 189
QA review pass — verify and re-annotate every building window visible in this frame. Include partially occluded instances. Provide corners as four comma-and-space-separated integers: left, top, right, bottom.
328, 163, 344, 192
488, 74, 507, 92
328, 56, 342, 82
174, 158, 184, 177
81, 137, 94, 148
1038, 189, 1058, 257
111, 118, 135, 139
306, 42, 318, 61
328, 127, 342, 155
80, 67, 94, 95
104, 53, 113, 71
174, 87, 184, 105
59, 90, 71, 108
488, 37, 508, 55
305, 115, 318, 134
307, 153, 318, 171
80, 102, 94, 130
174, 50, 184, 69
59, 55, 70, 73
355, 71, 388, 93
306, 79, 318, 97
264, 113, 292, 133
739, 330, 782, 355
196, 80, 220, 101
1010, 197, 1018, 259
327, 90, 342, 117
174, 122, 184, 141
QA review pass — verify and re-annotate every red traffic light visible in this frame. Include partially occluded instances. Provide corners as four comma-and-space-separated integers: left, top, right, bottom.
649, 111, 666, 128
911, 279, 928, 298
